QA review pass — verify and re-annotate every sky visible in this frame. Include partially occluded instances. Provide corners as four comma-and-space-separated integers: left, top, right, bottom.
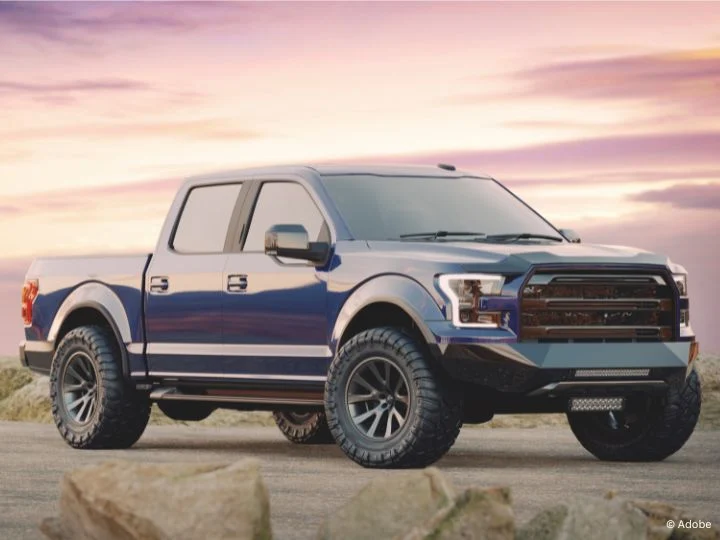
0, 1, 719, 354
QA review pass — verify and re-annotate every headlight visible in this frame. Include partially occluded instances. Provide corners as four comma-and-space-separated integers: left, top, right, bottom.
437, 274, 505, 327
673, 273, 687, 297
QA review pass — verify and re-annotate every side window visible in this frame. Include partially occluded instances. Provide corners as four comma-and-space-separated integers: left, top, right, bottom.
243, 182, 325, 252
172, 183, 243, 253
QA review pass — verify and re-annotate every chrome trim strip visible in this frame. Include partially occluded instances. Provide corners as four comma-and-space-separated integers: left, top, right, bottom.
149, 371, 327, 382
146, 343, 332, 358
24, 341, 54, 353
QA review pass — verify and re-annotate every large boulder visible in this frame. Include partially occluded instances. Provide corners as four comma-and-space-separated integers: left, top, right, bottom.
517, 496, 648, 540
40, 459, 272, 540
402, 486, 514, 540
317, 468, 455, 540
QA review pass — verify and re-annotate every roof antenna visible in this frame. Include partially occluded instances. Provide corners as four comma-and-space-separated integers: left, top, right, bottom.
437, 163, 456, 171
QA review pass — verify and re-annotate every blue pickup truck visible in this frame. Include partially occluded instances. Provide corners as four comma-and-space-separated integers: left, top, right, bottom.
20, 164, 700, 468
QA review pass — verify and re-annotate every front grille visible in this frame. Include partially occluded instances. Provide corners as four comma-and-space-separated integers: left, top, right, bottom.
520, 272, 675, 342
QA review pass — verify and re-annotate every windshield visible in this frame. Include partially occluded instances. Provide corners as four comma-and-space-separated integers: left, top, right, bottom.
320, 174, 564, 242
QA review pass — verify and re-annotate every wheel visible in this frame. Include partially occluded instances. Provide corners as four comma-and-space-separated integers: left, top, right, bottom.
325, 327, 463, 468
158, 401, 215, 422
272, 410, 334, 444
567, 369, 701, 461
50, 325, 151, 449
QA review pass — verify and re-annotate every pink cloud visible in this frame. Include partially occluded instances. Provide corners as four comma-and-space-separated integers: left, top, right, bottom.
333, 131, 720, 178
450, 47, 720, 115
631, 183, 720, 210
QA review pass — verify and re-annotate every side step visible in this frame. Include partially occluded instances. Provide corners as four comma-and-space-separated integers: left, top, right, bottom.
150, 387, 324, 406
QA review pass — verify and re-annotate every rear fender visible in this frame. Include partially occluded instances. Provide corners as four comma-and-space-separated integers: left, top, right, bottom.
48, 282, 134, 378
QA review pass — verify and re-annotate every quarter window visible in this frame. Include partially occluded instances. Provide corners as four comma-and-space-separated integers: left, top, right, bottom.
172, 183, 243, 253
244, 182, 325, 251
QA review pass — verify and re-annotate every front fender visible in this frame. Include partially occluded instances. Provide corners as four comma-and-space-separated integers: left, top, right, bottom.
330, 275, 444, 352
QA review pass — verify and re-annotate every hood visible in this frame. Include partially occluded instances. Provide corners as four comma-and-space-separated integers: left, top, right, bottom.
365, 240, 684, 274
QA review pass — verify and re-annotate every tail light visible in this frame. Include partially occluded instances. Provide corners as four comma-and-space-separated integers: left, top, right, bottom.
21, 279, 39, 326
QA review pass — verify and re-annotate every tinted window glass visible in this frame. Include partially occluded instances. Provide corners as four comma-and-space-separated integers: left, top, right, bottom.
321, 175, 561, 241
244, 182, 324, 251
173, 183, 243, 253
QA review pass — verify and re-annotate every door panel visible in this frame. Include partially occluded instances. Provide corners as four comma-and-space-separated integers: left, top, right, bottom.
222, 253, 329, 378
145, 254, 228, 374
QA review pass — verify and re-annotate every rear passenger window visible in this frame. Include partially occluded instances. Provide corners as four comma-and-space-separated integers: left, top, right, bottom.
172, 183, 243, 253
243, 182, 325, 252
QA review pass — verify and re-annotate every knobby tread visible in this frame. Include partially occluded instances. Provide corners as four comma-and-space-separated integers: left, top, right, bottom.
325, 327, 463, 468
272, 411, 335, 444
50, 325, 151, 449
568, 369, 702, 461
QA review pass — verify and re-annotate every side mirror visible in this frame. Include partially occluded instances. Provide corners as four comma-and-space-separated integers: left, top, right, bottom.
559, 228, 581, 243
265, 224, 329, 264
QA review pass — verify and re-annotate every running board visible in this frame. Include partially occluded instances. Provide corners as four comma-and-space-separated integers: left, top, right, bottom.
150, 387, 324, 406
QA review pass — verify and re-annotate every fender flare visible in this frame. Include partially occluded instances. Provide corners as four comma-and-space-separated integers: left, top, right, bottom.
48, 282, 133, 376
330, 275, 444, 353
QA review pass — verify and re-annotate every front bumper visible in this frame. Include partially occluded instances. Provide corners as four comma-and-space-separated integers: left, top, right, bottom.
435, 339, 697, 395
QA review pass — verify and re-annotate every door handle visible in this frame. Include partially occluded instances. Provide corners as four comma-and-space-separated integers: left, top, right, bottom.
227, 274, 248, 293
149, 276, 169, 293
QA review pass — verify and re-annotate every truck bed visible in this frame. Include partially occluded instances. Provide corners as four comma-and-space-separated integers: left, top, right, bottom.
23, 254, 152, 373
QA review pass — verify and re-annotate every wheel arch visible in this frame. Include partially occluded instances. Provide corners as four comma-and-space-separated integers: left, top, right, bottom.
331, 275, 443, 354
49, 283, 132, 378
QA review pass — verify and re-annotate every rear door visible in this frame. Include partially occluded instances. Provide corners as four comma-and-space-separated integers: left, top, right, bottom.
144, 181, 247, 377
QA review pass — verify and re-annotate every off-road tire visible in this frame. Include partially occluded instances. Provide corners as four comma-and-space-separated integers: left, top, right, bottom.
50, 325, 151, 449
272, 410, 335, 444
158, 401, 215, 422
568, 369, 701, 461
325, 327, 463, 468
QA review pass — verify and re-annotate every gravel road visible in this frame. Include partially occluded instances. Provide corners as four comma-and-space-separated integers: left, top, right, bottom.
1, 421, 718, 539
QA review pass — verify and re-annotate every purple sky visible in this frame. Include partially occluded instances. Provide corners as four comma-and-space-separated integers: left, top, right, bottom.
1, 2, 719, 354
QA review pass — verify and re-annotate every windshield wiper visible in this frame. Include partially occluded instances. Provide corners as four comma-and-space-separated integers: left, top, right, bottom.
398, 231, 487, 241
486, 232, 564, 243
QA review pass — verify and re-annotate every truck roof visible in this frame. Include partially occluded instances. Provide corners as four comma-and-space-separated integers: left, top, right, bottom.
186, 163, 491, 185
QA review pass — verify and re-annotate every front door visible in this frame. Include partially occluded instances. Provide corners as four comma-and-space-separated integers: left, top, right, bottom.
145, 181, 245, 377
222, 180, 330, 380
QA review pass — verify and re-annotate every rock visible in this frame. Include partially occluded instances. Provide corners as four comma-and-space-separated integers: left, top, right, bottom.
517, 496, 648, 540
316, 467, 455, 540
628, 500, 681, 540
0, 364, 34, 401
629, 499, 719, 540
0, 376, 52, 422
402, 486, 514, 540
40, 459, 271, 540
